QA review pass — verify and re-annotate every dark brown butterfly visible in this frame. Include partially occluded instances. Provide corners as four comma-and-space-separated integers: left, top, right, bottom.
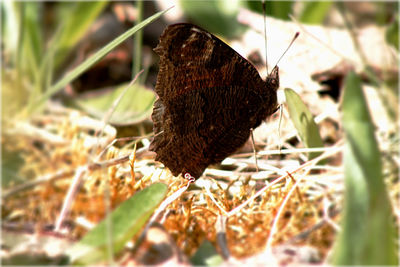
150, 23, 279, 179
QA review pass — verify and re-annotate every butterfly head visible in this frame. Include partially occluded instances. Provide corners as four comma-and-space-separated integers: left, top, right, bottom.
266, 66, 279, 91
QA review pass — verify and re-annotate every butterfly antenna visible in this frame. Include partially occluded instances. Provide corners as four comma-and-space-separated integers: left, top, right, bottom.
250, 128, 259, 172
274, 32, 300, 68
262, 0, 268, 74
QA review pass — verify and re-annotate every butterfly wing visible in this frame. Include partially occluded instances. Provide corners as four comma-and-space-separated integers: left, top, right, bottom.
150, 23, 278, 178
153, 23, 266, 98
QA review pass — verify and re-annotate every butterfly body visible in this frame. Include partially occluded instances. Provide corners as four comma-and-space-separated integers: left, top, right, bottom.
150, 23, 279, 178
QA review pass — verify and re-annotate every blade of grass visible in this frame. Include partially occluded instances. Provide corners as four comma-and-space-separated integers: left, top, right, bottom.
22, 2, 43, 76
27, 22, 66, 114
332, 71, 398, 265
24, 2, 45, 110
15, 2, 25, 80
53, 2, 108, 68
30, 7, 172, 113
133, 1, 143, 79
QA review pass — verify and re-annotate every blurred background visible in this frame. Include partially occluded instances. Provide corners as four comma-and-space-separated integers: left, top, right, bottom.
1, 1, 398, 265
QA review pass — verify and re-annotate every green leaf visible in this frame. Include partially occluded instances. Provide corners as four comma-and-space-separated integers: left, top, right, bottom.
30, 7, 172, 113
299, 1, 333, 24
332, 71, 398, 265
54, 2, 108, 68
67, 183, 168, 265
75, 83, 155, 125
191, 240, 223, 266
284, 88, 324, 159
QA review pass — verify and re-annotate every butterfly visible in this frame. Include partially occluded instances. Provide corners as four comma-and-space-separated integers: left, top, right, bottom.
149, 23, 279, 179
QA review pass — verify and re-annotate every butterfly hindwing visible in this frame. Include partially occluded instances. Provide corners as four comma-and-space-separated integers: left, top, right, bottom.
150, 23, 279, 178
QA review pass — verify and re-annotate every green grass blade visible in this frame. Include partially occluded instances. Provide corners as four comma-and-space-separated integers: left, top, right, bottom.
23, 2, 43, 75
30, 7, 172, 113
332, 71, 398, 265
133, 1, 143, 79
23, 3, 45, 109
54, 2, 108, 68
67, 183, 168, 265
284, 88, 324, 159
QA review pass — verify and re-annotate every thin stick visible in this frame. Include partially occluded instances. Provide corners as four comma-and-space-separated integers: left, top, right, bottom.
3, 148, 151, 199
216, 215, 230, 259
147, 178, 194, 225
250, 128, 259, 172
55, 167, 86, 232
265, 169, 305, 250
227, 142, 342, 217
93, 70, 144, 159
286, 171, 303, 203
3, 169, 75, 199
230, 145, 341, 158
204, 183, 229, 216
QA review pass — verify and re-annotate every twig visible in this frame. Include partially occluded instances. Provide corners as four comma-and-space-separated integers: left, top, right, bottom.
227, 143, 343, 217
285, 207, 340, 244
323, 196, 341, 232
147, 178, 194, 226
230, 146, 337, 158
54, 147, 148, 232
250, 128, 259, 172
92, 70, 144, 160
204, 183, 229, 216
216, 215, 230, 259
265, 169, 307, 250
9, 121, 68, 145
55, 167, 86, 232
3, 146, 146, 199
3, 169, 75, 199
